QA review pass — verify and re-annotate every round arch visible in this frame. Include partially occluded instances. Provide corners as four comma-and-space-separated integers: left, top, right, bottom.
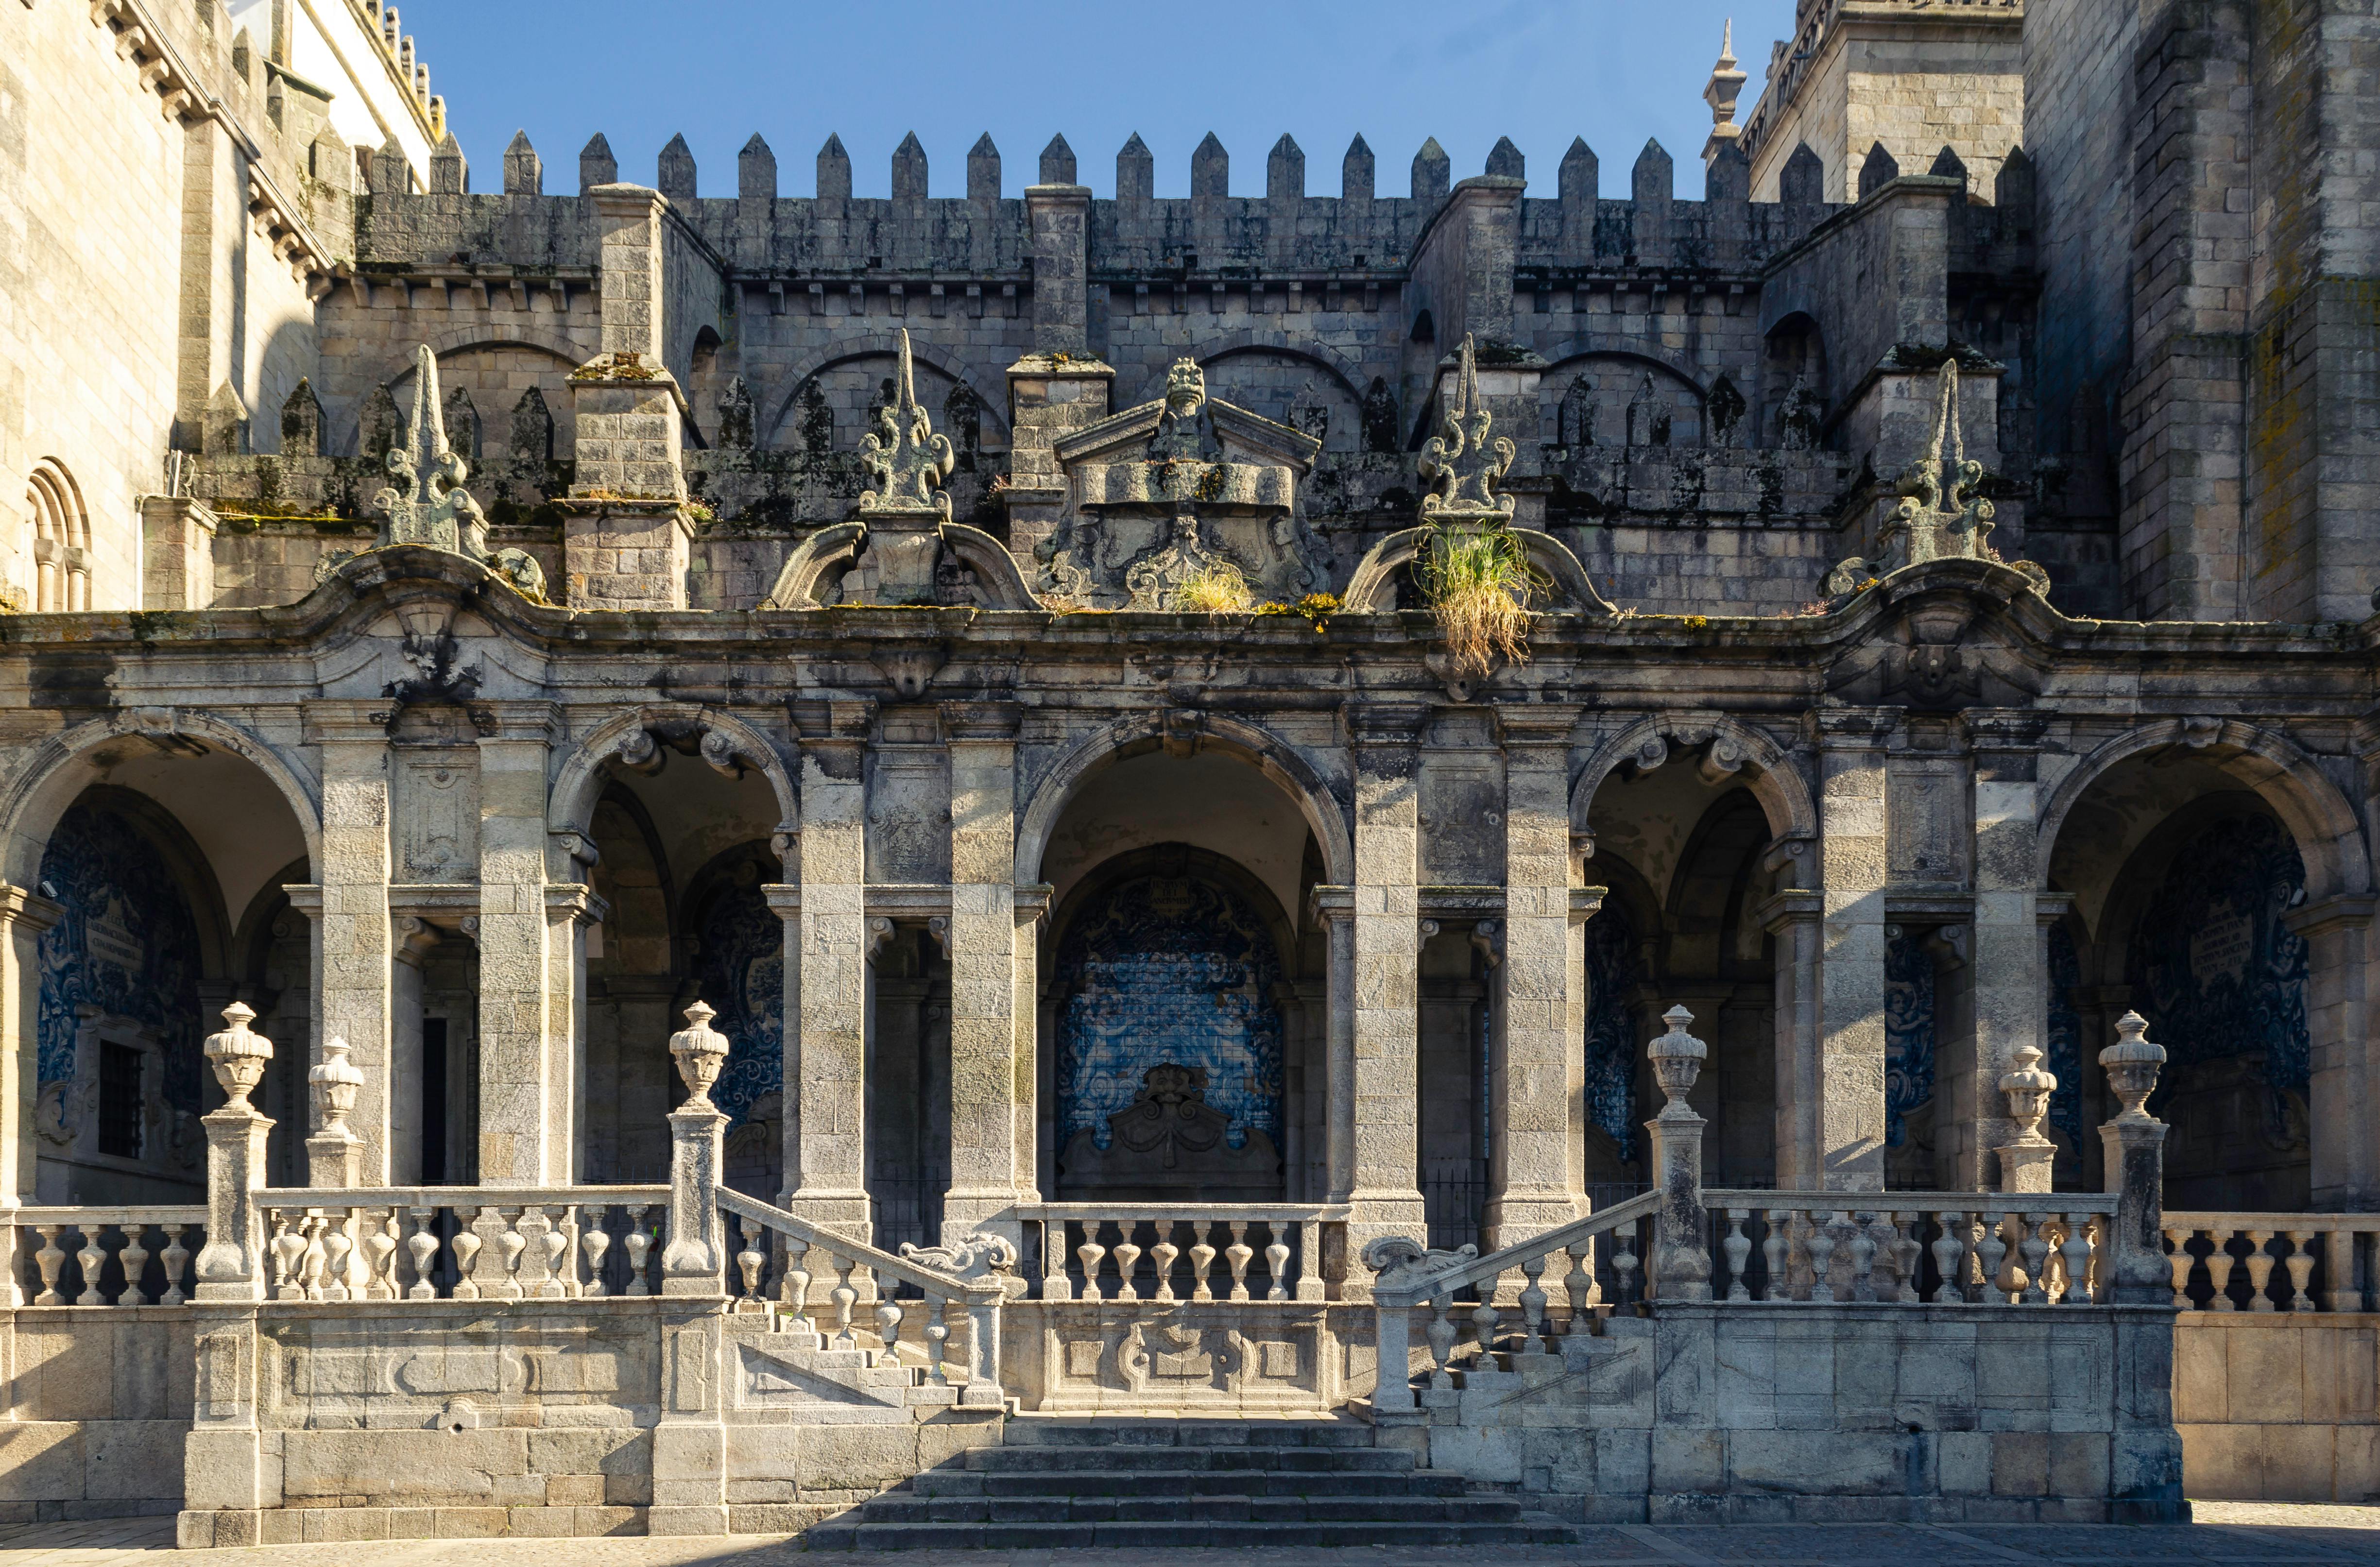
1568, 714, 1818, 847
546, 704, 799, 852
372, 326, 591, 389
0, 713, 322, 891
1015, 714, 1353, 893
2037, 719, 2370, 902
755, 337, 1012, 453
1540, 346, 1712, 401
1128, 332, 1371, 409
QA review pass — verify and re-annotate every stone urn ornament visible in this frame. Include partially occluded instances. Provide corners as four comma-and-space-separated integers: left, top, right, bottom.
669, 1000, 731, 1108
2100, 1010, 2166, 1118
1648, 1005, 1708, 1107
203, 1002, 274, 1111
1998, 1043, 2057, 1138
309, 1036, 363, 1140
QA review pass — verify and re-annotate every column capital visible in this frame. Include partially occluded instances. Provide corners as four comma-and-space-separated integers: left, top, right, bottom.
789, 697, 876, 745
1015, 883, 1054, 929
1344, 701, 1430, 752
940, 700, 1024, 742
762, 884, 801, 918
1959, 708, 2047, 754
544, 884, 610, 927
1493, 703, 1582, 749
0, 883, 65, 935
2286, 892, 2380, 939
301, 699, 393, 745
1306, 885, 1355, 926
1808, 705, 1901, 747
469, 700, 564, 745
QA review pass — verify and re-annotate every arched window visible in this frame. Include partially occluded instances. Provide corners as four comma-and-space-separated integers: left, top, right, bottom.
25, 459, 90, 611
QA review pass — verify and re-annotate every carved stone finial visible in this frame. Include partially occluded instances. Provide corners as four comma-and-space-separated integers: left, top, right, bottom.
2100, 1010, 2167, 1122
1998, 1042, 2056, 1142
857, 328, 955, 522
373, 344, 489, 557
1647, 1004, 1707, 1111
668, 1000, 731, 1108
1418, 335, 1517, 528
309, 1037, 364, 1139
204, 1002, 273, 1112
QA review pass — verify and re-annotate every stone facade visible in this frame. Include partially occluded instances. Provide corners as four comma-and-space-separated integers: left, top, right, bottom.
2, 0, 2378, 1536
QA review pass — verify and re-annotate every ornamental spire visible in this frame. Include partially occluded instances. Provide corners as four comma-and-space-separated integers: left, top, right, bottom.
858, 329, 955, 521
1417, 335, 1516, 527
372, 343, 489, 556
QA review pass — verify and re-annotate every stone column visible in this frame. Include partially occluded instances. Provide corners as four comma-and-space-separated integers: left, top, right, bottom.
0, 885, 63, 1217
547, 886, 603, 1180
1310, 887, 1356, 1206
762, 882, 801, 1201
1486, 705, 1582, 1247
1814, 709, 1898, 1190
788, 700, 873, 1243
303, 701, 395, 1184
474, 703, 563, 1185
941, 702, 1030, 1246
2289, 893, 2378, 1208
1758, 837, 1821, 1187
1345, 703, 1429, 1256
1645, 1006, 1712, 1302
1956, 711, 2047, 1192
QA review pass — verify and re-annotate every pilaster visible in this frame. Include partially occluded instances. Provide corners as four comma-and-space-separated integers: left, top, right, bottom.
2288, 891, 2379, 1207
0, 885, 64, 1212
940, 700, 1034, 1245
302, 700, 395, 1183
473, 701, 564, 1185
1814, 707, 1899, 1191
1960, 710, 2047, 1192
788, 699, 874, 1243
1344, 703, 1429, 1255
1757, 838, 1822, 1188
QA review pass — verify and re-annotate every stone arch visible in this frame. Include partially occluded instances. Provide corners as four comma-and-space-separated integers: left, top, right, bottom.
756, 336, 1010, 454
0, 712, 322, 892
1129, 332, 1371, 411
1538, 351, 1709, 449
1015, 713, 1353, 894
1341, 526, 1612, 614
545, 705, 799, 865
24, 459, 92, 612
1567, 714, 1818, 849
2036, 719, 2370, 902
362, 332, 590, 458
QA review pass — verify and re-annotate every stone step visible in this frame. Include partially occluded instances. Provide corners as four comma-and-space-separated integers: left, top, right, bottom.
998, 1417, 1374, 1448
859, 1493, 1523, 1526
806, 1518, 1576, 1551
966, 1443, 1417, 1473
913, 1466, 1469, 1499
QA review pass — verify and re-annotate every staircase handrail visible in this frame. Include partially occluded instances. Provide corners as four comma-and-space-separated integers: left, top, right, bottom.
1371, 1189, 1661, 1310
714, 1187, 1004, 1304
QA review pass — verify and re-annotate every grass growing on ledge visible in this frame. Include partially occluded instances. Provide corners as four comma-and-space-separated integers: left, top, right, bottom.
1417, 523, 1541, 674
1172, 565, 1252, 614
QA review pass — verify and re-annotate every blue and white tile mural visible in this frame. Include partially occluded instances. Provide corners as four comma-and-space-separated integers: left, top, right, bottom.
1582, 905, 1639, 1160
36, 801, 205, 1112
2045, 922, 2085, 1144
1884, 928, 1937, 1147
1054, 873, 1283, 1151
2127, 813, 2311, 1129
690, 875, 783, 1128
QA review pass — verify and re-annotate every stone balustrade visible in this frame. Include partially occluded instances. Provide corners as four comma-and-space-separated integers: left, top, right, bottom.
10, 1205, 208, 1305
2161, 1210, 2380, 1312
1701, 1193, 2119, 1304
252, 1187, 669, 1301
1018, 1203, 1344, 1304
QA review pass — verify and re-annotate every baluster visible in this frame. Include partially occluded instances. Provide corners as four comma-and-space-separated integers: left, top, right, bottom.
1805, 1212, 1839, 1304
364, 1209, 399, 1301
1890, 1213, 1922, 1304
1849, 1211, 1879, 1303
1929, 1212, 1966, 1304
1610, 1227, 1641, 1309
925, 1294, 950, 1383
1469, 1295, 1501, 1363
1518, 1254, 1550, 1355
494, 1207, 528, 1299
874, 1294, 905, 1367
298, 1213, 329, 1301
405, 1207, 440, 1300
72, 1226, 105, 1306
159, 1224, 190, 1307
1225, 1221, 1254, 1302
2057, 1214, 2093, 1305
1290, 1220, 1312, 1302
1190, 1224, 1218, 1302
1975, 1213, 2009, 1305
2206, 1229, 2240, 1312
1426, 1293, 1459, 1388
578, 1207, 612, 1299
1762, 1209, 1790, 1302
1150, 1223, 1180, 1304
321, 1211, 355, 1302
736, 1219, 766, 1310
1563, 1239, 1596, 1337
2243, 1229, 2277, 1312
1036, 1220, 1065, 1302
31, 1225, 65, 1306
116, 1225, 150, 1307
1112, 1232, 1144, 1304
451, 1211, 485, 1301
2019, 1212, 2051, 1305
621, 1205, 652, 1298
782, 1237, 813, 1330
1720, 1210, 1751, 1302
268, 1211, 305, 1300
537, 1206, 570, 1299
2277, 1228, 2314, 1312
1076, 1222, 1108, 1305
2163, 1227, 2194, 1310
831, 1252, 859, 1347
2326, 1228, 2361, 1312
1264, 1227, 1290, 1303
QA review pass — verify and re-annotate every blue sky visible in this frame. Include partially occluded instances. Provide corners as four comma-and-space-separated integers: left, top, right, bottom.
395, 1, 1781, 201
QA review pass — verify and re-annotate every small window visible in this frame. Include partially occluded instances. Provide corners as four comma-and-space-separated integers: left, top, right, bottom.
98, 1042, 142, 1158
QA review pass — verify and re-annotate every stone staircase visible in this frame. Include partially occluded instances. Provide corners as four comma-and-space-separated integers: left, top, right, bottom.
805, 1416, 1575, 1550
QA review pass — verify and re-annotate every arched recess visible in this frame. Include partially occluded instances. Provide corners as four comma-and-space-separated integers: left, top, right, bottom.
1042, 844, 1295, 1203
546, 705, 798, 865
1567, 715, 1818, 852
367, 332, 590, 459
757, 337, 1011, 455
680, 839, 786, 1198
1129, 332, 1371, 412
1537, 351, 1711, 450
1015, 713, 1353, 896
24, 460, 92, 612
581, 784, 677, 1187
1342, 526, 1613, 614
1758, 311, 1829, 446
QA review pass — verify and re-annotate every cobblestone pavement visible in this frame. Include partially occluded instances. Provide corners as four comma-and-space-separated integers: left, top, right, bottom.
3, 1508, 2378, 1565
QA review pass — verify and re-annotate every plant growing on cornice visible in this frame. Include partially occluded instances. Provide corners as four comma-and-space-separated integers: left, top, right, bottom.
1418, 522, 1540, 674
1172, 564, 1251, 614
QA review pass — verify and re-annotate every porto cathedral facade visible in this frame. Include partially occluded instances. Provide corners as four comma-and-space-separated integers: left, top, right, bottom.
0, 0, 2372, 1539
